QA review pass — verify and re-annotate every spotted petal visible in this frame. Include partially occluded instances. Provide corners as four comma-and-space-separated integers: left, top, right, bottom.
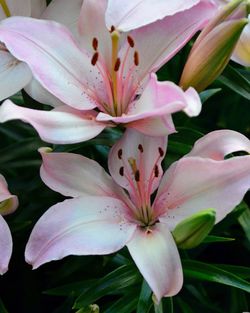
25, 196, 136, 269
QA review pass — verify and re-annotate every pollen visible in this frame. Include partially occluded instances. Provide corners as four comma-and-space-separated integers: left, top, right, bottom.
135, 170, 140, 182
92, 37, 98, 51
138, 144, 143, 153
110, 25, 115, 33
91, 52, 99, 66
154, 165, 159, 178
114, 58, 121, 72
127, 36, 135, 48
158, 147, 164, 157
118, 149, 123, 159
134, 51, 139, 66
119, 166, 124, 176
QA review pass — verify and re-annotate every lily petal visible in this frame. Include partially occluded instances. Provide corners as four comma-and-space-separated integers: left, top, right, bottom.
25, 196, 136, 269
127, 223, 183, 300
125, 1, 216, 79
0, 51, 32, 101
30, 0, 46, 18
0, 174, 18, 215
0, 0, 31, 20
105, 0, 200, 32
0, 215, 12, 274
0, 17, 100, 110
108, 129, 167, 201
155, 156, 250, 228
0, 100, 106, 144
39, 148, 124, 199
186, 130, 250, 160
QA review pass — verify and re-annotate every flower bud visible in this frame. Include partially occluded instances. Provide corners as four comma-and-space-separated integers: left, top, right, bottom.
172, 209, 216, 249
179, 0, 249, 92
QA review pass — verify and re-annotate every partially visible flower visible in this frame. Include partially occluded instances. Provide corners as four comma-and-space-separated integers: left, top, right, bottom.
0, 0, 84, 104
0, 173, 18, 274
25, 129, 250, 300
0, 0, 217, 143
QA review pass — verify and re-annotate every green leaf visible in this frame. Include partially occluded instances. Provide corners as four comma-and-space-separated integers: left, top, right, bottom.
183, 260, 250, 292
202, 235, 235, 243
44, 280, 95, 296
218, 65, 250, 100
103, 291, 138, 313
136, 280, 152, 313
238, 207, 250, 242
199, 88, 221, 103
74, 264, 141, 308
176, 298, 194, 313
213, 264, 250, 280
0, 299, 9, 313
229, 288, 249, 313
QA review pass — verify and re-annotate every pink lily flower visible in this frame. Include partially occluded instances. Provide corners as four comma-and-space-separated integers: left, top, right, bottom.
25, 129, 250, 300
0, 174, 18, 274
0, 0, 84, 104
0, 0, 217, 143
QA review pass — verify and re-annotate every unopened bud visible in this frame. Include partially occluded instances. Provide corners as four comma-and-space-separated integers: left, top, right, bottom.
172, 209, 216, 249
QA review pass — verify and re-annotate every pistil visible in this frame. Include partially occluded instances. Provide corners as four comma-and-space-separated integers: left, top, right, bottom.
0, 0, 11, 17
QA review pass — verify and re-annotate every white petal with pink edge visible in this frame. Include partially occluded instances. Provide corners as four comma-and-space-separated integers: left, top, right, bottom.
39, 149, 125, 199
0, 51, 32, 101
0, 17, 100, 110
105, 0, 200, 31
0, 215, 12, 274
25, 196, 136, 269
155, 156, 250, 229
186, 130, 250, 160
0, 100, 107, 144
127, 223, 183, 301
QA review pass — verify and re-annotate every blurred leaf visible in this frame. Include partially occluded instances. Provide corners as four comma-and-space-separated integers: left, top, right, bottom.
229, 288, 249, 313
213, 264, 250, 279
74, 264, 141, 308
218, 65, 250, 100
0, 299, 9, 313
136, 280, 152, 313
199, 88, 221, 103
154, 298, 173, 313
44, 280, 95, 296
202, 235, 235, 243
52, 296, 74, 313
183, 260, 250, 292
238, 207, 250, 242
103, 291, 138, 313
176, 298, 194, 313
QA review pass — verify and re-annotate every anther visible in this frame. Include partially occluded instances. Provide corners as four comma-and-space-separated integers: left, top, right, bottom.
134, 51, 139, 66
135, 170, 140, 182
158, 147, 164, 157
138, 144, 143, 153
114, 58, 121, 72
118, 149, 123, 159
154, 165, 159, 178
127, 36, 135, 48
119, 166, 124, 176
110, 25, 115, 33
92, 37, 98, 51
91, 52, 99, 66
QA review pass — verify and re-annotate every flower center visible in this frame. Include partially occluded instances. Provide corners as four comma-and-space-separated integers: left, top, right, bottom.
90, 26, 141, 117
117, 144, 164, 226
0, 0, 11, 17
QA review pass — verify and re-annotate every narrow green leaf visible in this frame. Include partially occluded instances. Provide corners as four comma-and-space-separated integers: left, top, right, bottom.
218, 65, 250, 100
103, 292, 138, 313
202, 235, 235, 243
74, 264, 140, 308
230, 288, 249, 313
183, 260, 250, 292
0, 299, 9, 313
213, 264, 250, 280
136, 280, 152, 313
199, 88, 221, 103
238, 207, 250, 241
176, 298, 194, 313
44, 280, 95, 296
162, 298, 174, 313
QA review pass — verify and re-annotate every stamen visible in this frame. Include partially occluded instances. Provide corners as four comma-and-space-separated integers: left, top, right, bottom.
91, 52, 99, 66
158, 147, 164, 157
119, 167, 124, 176
0, 0, 11, 17
138, 144, 144, 153
127, 36, 135, 48
154, 165, 159, 178
118, 149, 123, 159
135, 170, 140, 182
92, 37, 98, 51
114, 58, 121, 72
110, 25, 115, 33
134, 51, 139, 66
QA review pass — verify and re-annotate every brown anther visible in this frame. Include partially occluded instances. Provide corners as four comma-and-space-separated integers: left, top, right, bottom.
110, 25, 115, 33
154, 165, 159, 178
114, 58, 121, 72
158, 147, 164, 157
91, 52, 99, 66
118, 149, 123, 159
138, 144, 143, 153
135, 170, 140, 182
119, 166, 124, 176
127, 36, 135, 48
134, 51, 139, 66
92, 37, 98, 51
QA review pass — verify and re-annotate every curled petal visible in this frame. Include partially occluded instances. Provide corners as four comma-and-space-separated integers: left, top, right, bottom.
105, 0, 200, 31
0, 51, 32, 101
155, 156, 250, 228
0, 100, 106, 144
108, 129, 167, 202
25, 196, 136, 269
0, 174, 18, 215
39, 148, 125, 199
186, 130, 250, 160
127, 223, 183, 301
0, 215, 12, 274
